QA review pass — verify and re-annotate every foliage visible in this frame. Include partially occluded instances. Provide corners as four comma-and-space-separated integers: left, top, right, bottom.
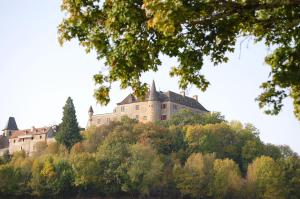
0, 164, 27, 196
58, 0, 300, 120
0, 116, 299, 198
212, 159, 243, 199
0, 150, 11, 165
158, 109, 225, 127
278, 156, 300, 199
184, 123, 241, 164
55, 97, 82, 150
70, 152, 99, 191
30, 156, 74, 196
173, 153, 215, 198
246, 156, 285, 199
122, 143, 163, 196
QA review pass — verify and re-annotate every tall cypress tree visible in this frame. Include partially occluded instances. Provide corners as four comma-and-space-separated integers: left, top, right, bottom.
56, 97, 82, 150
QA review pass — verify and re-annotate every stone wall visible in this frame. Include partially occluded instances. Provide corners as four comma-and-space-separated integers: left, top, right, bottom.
89, 100, 206, 128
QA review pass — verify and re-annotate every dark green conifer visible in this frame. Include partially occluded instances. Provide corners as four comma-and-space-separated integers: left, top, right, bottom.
55, 97, 82, 150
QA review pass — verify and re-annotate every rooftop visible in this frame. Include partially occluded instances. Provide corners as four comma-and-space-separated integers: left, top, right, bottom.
117, 81, 208, 112
3, 117, 18, 131
9, 126, 55, 139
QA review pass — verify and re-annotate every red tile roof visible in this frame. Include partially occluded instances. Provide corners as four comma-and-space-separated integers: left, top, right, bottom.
10, 127, 49, 139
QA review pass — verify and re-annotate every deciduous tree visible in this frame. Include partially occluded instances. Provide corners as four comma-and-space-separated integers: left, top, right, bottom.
58, 0, 300, 120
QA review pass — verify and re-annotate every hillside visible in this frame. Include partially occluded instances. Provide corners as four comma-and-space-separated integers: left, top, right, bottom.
0, 109, 299, 199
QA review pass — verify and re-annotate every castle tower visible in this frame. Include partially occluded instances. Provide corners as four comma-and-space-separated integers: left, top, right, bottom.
147, 80, 161, 122
87, 106, 94, 127
3, 117, 18, 137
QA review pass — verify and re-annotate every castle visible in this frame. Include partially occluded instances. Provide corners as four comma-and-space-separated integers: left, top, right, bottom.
0, 117, 57, 156
87, 81, 208, 127
0, 81, 208, 155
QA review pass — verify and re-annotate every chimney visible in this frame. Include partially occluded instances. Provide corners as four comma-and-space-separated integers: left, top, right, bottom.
193, 95, 198, 101
180, 91, 185, 96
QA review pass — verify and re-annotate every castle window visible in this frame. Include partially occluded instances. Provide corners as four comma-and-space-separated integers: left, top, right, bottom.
14, 139, 16, 143
135, 105, 139, 110
161, 104, 167, 109
40, 135, 42, 139
143, 116, 147, 120
135, 115, 139, 120
160, 115, 167, 120
121, 106, 125, 112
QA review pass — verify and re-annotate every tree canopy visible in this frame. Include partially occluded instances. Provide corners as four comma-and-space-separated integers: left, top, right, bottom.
0, 114, 299, 198
58, 0, 300, 120
55, 97, 82, 150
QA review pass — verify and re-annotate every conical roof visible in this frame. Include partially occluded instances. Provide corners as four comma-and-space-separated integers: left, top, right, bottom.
88, 106, 94, 113
3, 117, 18, 131
149, 80, 159, 101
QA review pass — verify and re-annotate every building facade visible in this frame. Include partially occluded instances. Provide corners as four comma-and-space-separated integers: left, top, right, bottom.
1, 117, 57, 156
87, 81, 208, 127
8, 126, 57, 156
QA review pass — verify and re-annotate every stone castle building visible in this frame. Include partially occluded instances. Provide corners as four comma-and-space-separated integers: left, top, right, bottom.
0, 117, 57, 156
87, 81, 208, 127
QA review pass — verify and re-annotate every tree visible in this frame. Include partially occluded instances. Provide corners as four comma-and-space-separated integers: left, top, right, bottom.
0, 165, 24, 196
212, 159, 243, 199
71, 152, 99, 192
246, 156, 284, 199
30, 156, 74, 197
184, 123, 240, 163
58, 0, 300, 120
122, 143, 163, 196
55, 97, 82, 150
278, 156, 300, 199
173, 153, 215, 198
158, 109, 225, 127
0, 150, 11, 165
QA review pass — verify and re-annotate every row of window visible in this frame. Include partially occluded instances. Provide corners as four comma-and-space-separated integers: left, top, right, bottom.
119, 103, 176, 112
12, 135, 43, 143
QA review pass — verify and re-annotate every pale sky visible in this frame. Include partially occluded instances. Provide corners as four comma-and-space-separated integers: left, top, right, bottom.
0, 1, 299, 153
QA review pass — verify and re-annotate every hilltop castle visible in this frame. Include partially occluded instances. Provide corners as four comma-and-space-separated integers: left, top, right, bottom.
87, 81, 208, 127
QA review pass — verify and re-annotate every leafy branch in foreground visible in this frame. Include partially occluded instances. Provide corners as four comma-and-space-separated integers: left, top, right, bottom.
58, 0, 300, 120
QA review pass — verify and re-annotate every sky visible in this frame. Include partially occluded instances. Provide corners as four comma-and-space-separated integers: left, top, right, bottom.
0, 1, 299, 153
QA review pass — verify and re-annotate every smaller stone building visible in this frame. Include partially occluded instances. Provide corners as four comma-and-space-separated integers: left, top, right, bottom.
87, 81, 208, 127
1, 117, 58, 156
8, 126, 57, 156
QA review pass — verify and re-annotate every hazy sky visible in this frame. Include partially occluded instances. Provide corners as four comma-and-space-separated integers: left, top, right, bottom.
0, 1, 299, 153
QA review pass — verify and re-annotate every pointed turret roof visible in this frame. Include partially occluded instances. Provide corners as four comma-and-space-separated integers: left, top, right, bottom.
88, 106, 94, 113
149, 80, 159, 101
3, 117, 18, 131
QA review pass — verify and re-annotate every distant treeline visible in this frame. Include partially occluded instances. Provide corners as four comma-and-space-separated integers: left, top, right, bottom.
0, 109, 299, 199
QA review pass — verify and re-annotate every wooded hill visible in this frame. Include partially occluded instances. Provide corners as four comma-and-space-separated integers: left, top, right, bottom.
0, 109, 299, 199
